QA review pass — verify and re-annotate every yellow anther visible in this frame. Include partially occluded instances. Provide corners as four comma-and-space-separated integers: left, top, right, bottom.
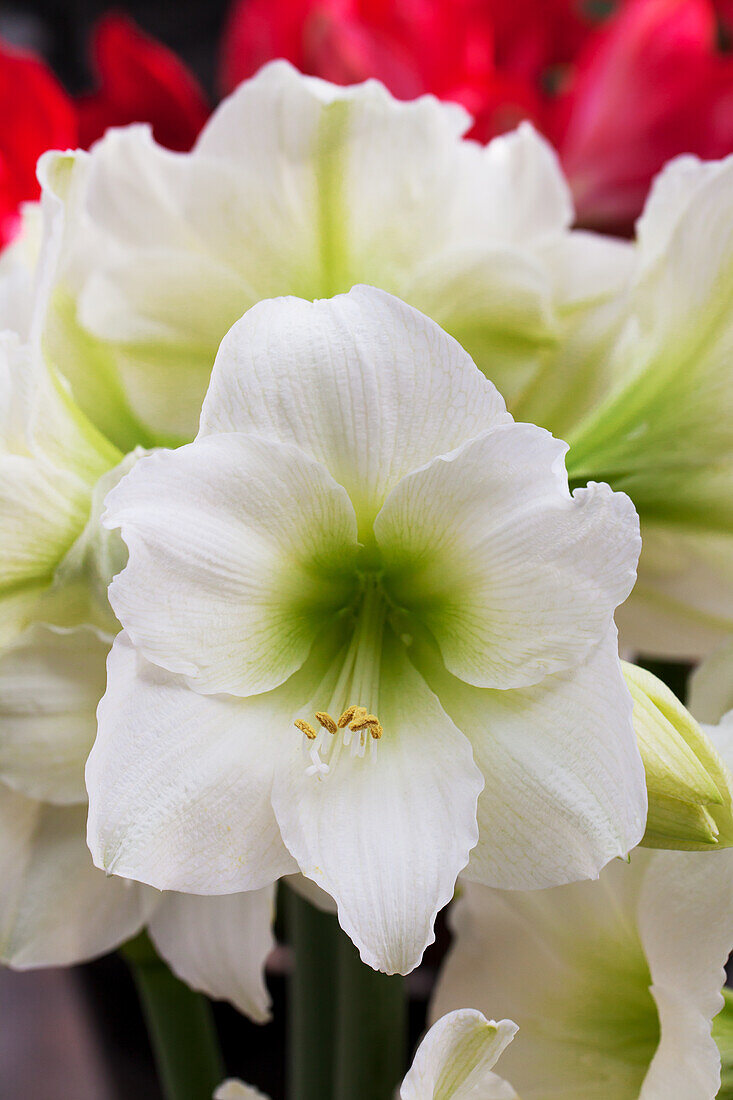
315, 711, 338, 734
338, 705, 359, 728
350, 712, 380, 732
294, 718, 317, 740
370, 722, 383, 740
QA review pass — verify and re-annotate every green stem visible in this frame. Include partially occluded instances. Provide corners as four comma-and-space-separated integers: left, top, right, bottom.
285, 886, 339, 1100
335, 929, 407, 1100
122, 932, 224, 1100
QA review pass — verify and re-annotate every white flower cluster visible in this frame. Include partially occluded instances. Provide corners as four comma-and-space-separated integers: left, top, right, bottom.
2, 61, 733, 1098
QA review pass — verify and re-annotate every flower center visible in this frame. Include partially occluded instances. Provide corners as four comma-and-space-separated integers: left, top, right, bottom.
293, 575, 387, 778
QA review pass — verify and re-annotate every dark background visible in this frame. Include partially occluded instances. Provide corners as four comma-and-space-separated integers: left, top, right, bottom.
0, 0, 229, 95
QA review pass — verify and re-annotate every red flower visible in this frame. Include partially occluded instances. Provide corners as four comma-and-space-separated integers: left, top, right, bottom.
551, 0, 733, 228
77, 14, 209, 152
219, 0, 546, 139
0, 41, 76, 245
0, 15, 209, 247
219, 0, 733, 229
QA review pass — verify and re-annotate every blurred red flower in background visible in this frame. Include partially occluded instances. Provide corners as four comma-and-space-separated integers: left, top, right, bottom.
3, 0, 733, 245
0, 14, 208, 246
76, 15, 209, 152
0, 41, 75, 244
220, 0, 733, 229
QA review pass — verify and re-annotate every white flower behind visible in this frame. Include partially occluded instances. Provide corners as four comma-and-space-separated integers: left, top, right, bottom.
566, 153, 733, 659
433, 847, 733, 1099
87, 287, 645, 975
37, 60, 621, 450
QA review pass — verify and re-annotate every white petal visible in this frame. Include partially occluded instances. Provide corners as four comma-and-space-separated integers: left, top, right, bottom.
375, 423, 640, 689
0, 783, 155, 967
402, 244, 557, 411
147, 886, 275, 1023
282, 873, 337, 914
0, 334, 116, 594
271, 630, 483, 975
199, 287, 509, 528
0, 203, 39, 339
432, 868, 657, 1100
87, 633, 302, 892
214, 1083, 269, 1100
400, 1009, 518, 1100
105, 434, 358, 695
638, 849, 733, 1099
415, 627, 646, 889
690, 643, 733, 726
434, 848, 733, 1100
0, 624, 110, 804
616, 522, 733, 660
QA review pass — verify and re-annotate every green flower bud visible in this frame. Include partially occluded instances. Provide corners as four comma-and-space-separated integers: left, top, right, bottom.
622, 662, 733, 850
714, 988, 733, 1100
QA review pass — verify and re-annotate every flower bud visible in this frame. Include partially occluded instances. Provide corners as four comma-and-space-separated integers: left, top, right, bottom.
622, 662, 733, 850
714, 988, 733, 1100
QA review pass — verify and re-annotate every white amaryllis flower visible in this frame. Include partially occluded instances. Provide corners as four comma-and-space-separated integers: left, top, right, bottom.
0, 336, 276, 1021
563, 153, 733, 659
0, 621, 276, 1022
215, 1009, 518, 1099
37, 59, 625, 451
432, 847, 733, 1100
87, 287, 645, 975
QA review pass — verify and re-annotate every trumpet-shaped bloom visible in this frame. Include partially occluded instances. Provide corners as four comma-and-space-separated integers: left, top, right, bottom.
87, 287, 645, 974
37, 59, 624, 450
0, 336, 278, 1020
563, 152, 733, 659
433, 846, 733, 1099
216, 1007, 518, 1099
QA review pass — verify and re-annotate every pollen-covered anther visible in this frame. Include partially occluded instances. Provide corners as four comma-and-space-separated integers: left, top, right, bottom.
315, 711, 338, 734
294, 718, 317, 740
350, 713, 383, 740
337, 704, 360, 728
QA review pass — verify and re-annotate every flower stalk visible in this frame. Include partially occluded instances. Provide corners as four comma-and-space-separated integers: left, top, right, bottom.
335, 925, 408, 1100
122, 931, 224, 1100
285, 886, 340, 1100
